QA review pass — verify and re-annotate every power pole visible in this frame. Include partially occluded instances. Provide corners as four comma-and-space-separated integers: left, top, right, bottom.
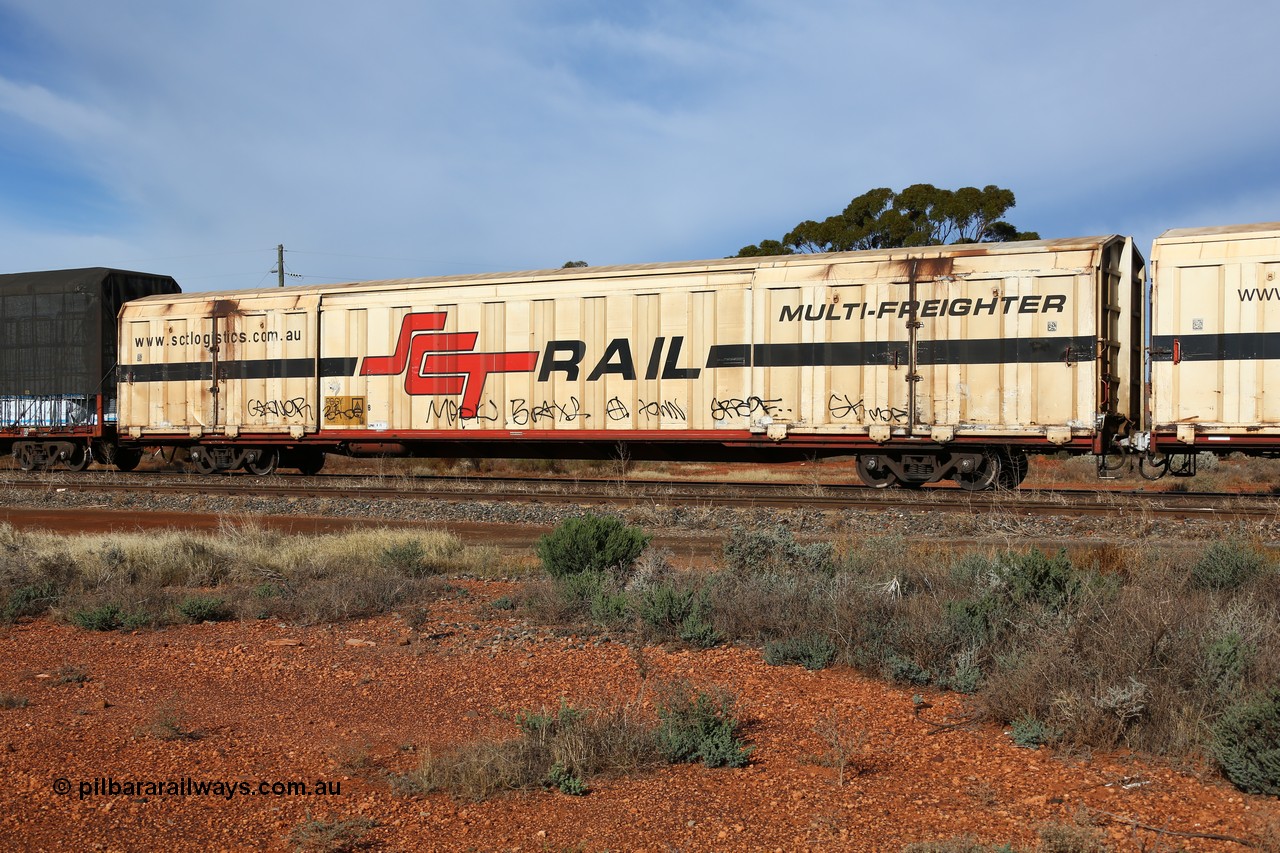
277, 244, 285, 287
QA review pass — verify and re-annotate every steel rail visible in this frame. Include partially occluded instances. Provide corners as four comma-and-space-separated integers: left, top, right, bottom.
1, 470, 1277, 519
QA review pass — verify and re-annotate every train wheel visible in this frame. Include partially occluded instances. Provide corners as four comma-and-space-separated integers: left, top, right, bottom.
243, 449, 279, 476
291, 449, 326, 476
996, 449, 1029, 489
956, 451, 1001, 491
189, 448, 218, 475
91, 439, 114, 465
14, 444, 38, 472
66, 444, 92, 472
114, 449, 142, 472
856, 455, 898, 489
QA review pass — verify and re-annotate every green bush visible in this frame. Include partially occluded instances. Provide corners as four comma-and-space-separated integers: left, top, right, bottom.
1191, 541, 1270, 591
588, 590, 630, 628
379, 539, 429, 577
396, 698, 662, 800
517, 700, 586, 738
885, 653, 933, 686
1211, 688, 1280, 794
943, 594, 1004, 644
546, 761, 587, 796
121, 610, 153, 631
678, 615, 722, 649
762, 634, 836, 670
556, 568, 606, 606
996, 549, 1080, 612
656, 684, 752, 768
1009, 714, 1058, 749
633, 580, 720, 647
177, 595, 232, 623
637, 581, 698, 633
2, 581, 60, 622
71, 604, 124, 632
722, 526, 835, 575
1202, 629, 1254, 700
535, 514, 650, 579
943, 647, 983, 694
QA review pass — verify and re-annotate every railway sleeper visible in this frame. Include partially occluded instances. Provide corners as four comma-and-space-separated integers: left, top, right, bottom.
12, 440, 91, 472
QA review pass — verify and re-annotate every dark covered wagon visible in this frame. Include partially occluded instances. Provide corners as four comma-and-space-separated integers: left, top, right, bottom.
0, 267, 180, 470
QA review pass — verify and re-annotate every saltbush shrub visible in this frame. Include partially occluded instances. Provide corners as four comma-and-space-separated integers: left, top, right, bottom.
656, 685, 752, 768
2, 581, 60, 622
71, 603, 125, 632
535, 514, 650, 580
1201, 628, 1253, 700
177, 595, 232, 623
1191, 540, 1270, 591
995, 549, 1080, 613
1009, 714, 1058, 749
762, 634, 836, 670
943, 594, 1004, 644
1211, 688, 1280, 794
379, 539, 429, 577
722, 526, 835, 576
634, 579, 719, 647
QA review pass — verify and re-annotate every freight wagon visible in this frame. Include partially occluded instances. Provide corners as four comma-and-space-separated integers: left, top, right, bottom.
113, 235, 1143, 488
1146, 222, 1280, 476
0, 268, 181, 470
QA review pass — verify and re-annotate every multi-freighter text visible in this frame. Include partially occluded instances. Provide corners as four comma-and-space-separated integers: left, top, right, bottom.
780, 295, 1068, 322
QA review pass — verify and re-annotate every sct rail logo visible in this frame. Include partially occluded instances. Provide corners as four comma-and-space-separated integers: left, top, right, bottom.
360, 312, 537, 416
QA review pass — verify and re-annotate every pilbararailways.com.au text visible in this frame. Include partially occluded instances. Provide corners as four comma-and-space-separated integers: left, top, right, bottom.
53, 776, 341, 801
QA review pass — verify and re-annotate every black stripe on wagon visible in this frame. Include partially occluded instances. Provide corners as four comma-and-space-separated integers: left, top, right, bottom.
1150, 332, 1280, 362
127, 357, 359, 382
706, 336, 1095, 369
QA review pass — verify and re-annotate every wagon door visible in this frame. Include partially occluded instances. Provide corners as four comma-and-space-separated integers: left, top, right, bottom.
211, 296, 321, 436
814, 281, 917, 435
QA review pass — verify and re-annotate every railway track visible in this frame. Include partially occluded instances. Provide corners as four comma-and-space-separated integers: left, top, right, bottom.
2, 468, 1278, 520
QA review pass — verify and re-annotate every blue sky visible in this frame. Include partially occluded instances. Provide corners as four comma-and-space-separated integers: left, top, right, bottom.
1, 1, 1278, 291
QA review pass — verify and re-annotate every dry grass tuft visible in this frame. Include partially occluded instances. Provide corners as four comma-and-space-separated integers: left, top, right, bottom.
395, 698, 662, 800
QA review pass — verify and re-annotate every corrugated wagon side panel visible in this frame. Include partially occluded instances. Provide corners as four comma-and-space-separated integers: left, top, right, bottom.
217, 304, 319, 433
741, 243, 1118, 443
917, 269, 1099, 432
119, 293, 321, 437
1150, 224, 1280, 445
317, 274, 756, 437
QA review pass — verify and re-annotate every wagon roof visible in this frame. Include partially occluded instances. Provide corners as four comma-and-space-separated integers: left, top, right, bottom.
0, 267, 179, 293
131, 235, 1124, 302
1155, 222, 1280, 243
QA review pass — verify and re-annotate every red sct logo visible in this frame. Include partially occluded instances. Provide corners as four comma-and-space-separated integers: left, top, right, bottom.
360, 312, 537, 416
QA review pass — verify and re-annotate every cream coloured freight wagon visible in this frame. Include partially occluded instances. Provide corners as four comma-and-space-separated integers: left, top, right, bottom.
1147, 222, 1280, 475
117, 236, 1143, 488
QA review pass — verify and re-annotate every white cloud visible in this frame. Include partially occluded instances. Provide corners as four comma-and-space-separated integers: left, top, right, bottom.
0, 1, 1278, 288
0, 75, 118, 139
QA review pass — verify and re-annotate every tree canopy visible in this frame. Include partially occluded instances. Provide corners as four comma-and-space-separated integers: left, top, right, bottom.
736, 184, 1040, 257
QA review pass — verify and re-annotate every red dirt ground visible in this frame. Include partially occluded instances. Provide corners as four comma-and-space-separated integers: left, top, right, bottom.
2, 580, 1275, 853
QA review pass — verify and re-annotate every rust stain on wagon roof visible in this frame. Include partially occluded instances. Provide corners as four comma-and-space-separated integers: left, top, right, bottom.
893, 255, 956, 283
212, 299, 244, 317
